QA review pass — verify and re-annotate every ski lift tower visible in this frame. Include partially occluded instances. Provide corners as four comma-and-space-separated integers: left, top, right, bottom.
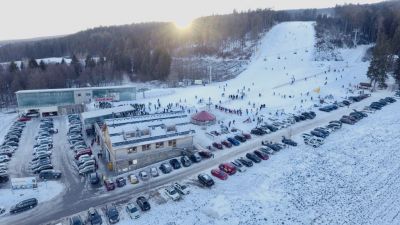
208, 66, 212, 84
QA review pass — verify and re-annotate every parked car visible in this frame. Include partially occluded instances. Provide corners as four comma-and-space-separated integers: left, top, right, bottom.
116, 177, 126, 187
33, 164, 53, 174
69, 215, 84, 225
221, 140, 232, 148
180, 156, 192, 167
89, 172, 100, 185
173, 182, 190, 195
169, 158, 182, 169
254, 150, 269, 160
104, 179, 115, 191
106, 205, 120, 224
211, 168, 228, 180
198, 173, 215, 187
189, 153, 202, 163
128, 174, 139, 184
227, 137, 240, 146
212, 142, 223, 150
281, 137, 297, 146
10, 198, 38, 214
234, 135, 247, 143
79, 165, 96, 176
164, 186, 181, 201
150, 167, 159, 177
159, 163, 173, 174
218, 163, 236, 175
39, 169, 62, 180
242, 133, 252, 139
136, 196, 151, 211
0, 173, 9, 183
126, 203, 140, 219
198, 150, 213, 159
87, 207, 102, 225
237, 157, 253, 167
246, 153, 261, 163
139, 171, 150, 181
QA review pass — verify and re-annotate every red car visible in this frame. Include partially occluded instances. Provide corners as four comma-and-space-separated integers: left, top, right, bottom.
221, 140, 232, 148
211, 169, 228, 180
243, 133, 252, 140
199, 150, 213, 159
254, 150, 269, 160
18, 117, 31, 122
104, 178, 115, 191
218, 163, 236, 175
212, 142, 223, 150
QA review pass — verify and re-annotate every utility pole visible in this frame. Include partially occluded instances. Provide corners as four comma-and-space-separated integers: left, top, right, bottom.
208, 66, 212, 84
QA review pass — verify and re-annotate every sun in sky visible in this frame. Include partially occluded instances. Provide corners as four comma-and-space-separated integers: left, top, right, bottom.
173, 18, 193, 30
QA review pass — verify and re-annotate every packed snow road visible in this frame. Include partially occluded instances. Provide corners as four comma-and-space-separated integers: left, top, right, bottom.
0, 90, 391, 225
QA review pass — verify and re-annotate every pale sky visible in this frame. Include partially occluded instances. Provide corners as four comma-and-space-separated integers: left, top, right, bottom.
0, 0, 383, 41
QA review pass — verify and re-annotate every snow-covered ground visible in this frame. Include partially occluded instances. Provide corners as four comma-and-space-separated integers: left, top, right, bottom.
110, 94, 400, 225
0, 181, 64, 213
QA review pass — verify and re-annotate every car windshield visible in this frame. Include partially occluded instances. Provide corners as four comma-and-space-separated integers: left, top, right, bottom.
129, 206, 137, 213
169, 189, 177, 195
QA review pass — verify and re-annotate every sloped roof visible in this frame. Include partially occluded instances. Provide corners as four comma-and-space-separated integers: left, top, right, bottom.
191, 111, 216, 122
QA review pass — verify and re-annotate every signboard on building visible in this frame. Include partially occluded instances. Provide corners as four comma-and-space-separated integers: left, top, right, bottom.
95, 92, 120, 102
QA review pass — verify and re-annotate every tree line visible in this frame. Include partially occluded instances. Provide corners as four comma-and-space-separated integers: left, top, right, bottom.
316, 1, 400, 88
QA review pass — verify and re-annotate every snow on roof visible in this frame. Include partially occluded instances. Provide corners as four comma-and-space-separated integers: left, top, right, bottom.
81, 105, 136, 120
104, 111, 186, 127
15, 85, 135, 94
105, 112, 194, 148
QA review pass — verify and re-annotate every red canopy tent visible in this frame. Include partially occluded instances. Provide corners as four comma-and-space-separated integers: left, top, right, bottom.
191, 111, 216, 125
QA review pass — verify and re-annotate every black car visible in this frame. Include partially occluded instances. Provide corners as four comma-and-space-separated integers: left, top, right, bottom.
0, 173, 9, 183
159, 163, 173, 174
342, 100, 351, 106
282, 137, 297, 146
246, 153, 261, 163
301, 112, 313, 119
116, 177, 126, 187
234, 135, 246, 143
137, 196, 151, 211
237, 157, 253, 167
189, 153, 202, 163
69, 215, 84, 225
311, 130, 326, 138
314, 128, 330, 136
198, 173, 214, 187
264, 143, 282, 151
180, 156, 192, 167
10, 198, 38, 214
39, 169, 61, 180
251, 128, 265, 136
169, 158, 182, 169
106, 205, 120, 224
87, 208, 102, 225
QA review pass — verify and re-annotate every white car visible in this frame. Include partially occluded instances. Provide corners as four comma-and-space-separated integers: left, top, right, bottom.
173, 182, 190, 195
78, 165, 96, 175
150, 167, 159, 177
139, 171, 149, 181
164, 186, 181, 201
125, 203, 140, 219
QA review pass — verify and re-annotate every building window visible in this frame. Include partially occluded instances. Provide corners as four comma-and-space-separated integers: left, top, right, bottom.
127, 147, 137, 154
168, 140, 177, 147
142, 144, 151, 151
156, 142, 164, 149
86, 93, 91, 96
77, 93, 81, 97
